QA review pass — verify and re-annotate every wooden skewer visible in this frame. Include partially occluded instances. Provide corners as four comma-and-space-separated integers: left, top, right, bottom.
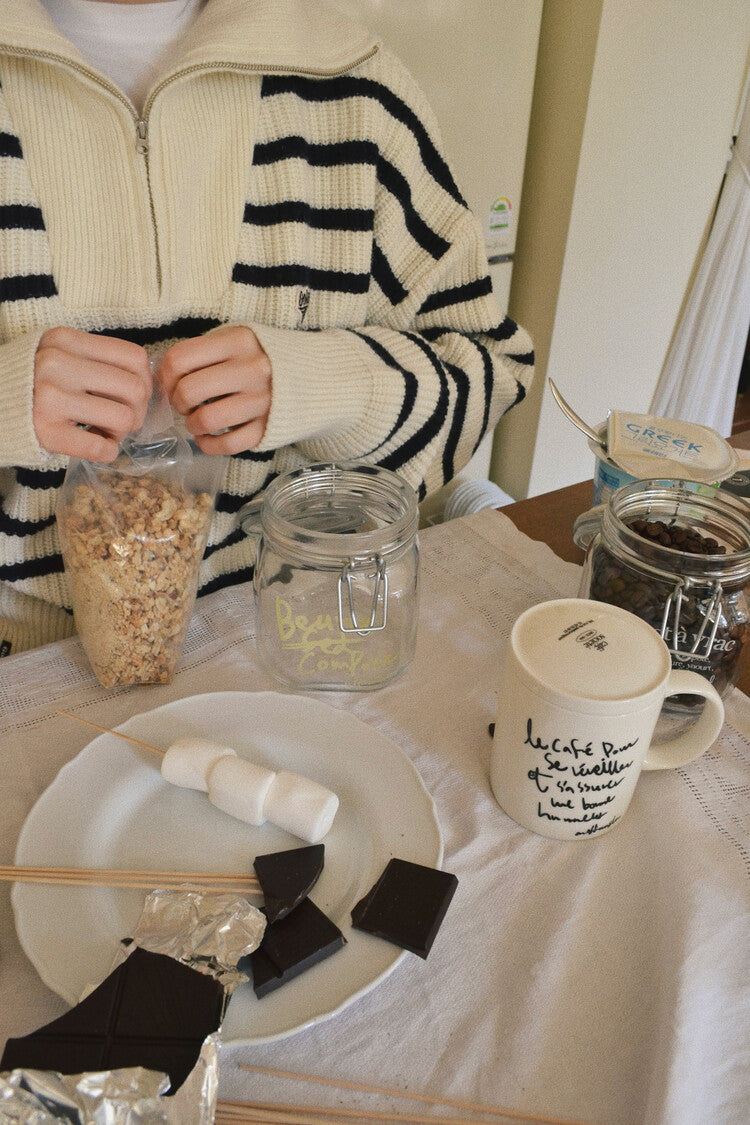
0, 863, 259, 893
237, 1068, 598, 1125
214, 1100, 598, 1125
56, 710, 165, 756
216, 1105, 487, 1125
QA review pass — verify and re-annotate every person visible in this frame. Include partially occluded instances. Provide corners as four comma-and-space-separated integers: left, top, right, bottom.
0, 0, 534, 655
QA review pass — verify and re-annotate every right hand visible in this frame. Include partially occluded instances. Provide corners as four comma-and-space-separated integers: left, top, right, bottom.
33, 327, 152, 462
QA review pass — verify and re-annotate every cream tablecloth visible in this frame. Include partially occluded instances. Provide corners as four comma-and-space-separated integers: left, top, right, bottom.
0, 510, 748, 1125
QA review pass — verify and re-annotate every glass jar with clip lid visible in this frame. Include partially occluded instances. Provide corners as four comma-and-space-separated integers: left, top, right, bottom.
245, 462, 419, 691
574, 479, 750, 713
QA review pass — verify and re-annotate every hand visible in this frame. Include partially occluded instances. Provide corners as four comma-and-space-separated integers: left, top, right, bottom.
33, 327, 152, 462
158, 325, 272, 455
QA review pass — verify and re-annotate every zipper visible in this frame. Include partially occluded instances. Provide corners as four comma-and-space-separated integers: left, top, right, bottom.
1, 42, 380, 295
3, 45, 380, 117
134, 117, 161, 289
138, 47, 380, 118
2, 46, 165, 288
135, 119, 148, 156
2, 43, 381, 145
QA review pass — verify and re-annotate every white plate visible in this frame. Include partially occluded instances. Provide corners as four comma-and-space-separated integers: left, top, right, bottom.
13, 691, 442, 1045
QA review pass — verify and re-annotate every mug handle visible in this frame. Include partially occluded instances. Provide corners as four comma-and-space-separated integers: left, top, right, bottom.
642, 670, 724, 771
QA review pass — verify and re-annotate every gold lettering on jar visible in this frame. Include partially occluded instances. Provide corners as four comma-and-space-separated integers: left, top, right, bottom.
274, 597, 398, 681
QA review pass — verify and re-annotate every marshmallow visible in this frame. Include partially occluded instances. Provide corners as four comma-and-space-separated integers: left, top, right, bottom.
207, 755, 276, 826
263, 769, 339, 844
161, 738, 236, 792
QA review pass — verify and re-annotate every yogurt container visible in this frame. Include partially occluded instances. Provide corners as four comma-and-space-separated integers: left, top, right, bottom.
589, 414, 739, 505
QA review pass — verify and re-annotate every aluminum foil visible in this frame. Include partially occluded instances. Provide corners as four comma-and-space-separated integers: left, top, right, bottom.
122, 888, 266, 993
1, 892, 265, 1123
0, 1033, 217, 1123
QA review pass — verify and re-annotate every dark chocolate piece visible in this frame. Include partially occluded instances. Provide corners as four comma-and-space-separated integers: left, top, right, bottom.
1, 947, 225, 1094
351, 858, 458, 959
246, 898, 345, 998
253, 844, 325, 923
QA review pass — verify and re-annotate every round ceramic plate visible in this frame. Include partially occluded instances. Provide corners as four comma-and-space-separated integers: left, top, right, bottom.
13, 691, 442, 1044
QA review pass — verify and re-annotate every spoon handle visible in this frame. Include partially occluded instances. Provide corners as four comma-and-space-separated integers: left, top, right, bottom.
548, 379, 606, 448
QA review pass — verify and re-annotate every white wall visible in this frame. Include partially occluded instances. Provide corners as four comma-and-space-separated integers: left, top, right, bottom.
491, 0, 750, 498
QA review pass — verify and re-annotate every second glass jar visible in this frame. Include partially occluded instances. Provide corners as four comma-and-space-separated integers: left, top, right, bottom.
576, 479, 750, 711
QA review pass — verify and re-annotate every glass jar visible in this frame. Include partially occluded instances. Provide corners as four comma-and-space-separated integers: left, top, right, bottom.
249, 463, 419, 691
576, 479, 750, 712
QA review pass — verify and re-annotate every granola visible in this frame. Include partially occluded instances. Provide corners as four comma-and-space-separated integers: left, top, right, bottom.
58, 471, 213, 686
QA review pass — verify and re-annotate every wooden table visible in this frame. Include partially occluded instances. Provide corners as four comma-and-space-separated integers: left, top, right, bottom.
503, 478, 591, 565
503, 433, 750, 697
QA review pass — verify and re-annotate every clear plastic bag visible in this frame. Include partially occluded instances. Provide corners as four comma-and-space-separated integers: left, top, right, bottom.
57, 387, 224, 687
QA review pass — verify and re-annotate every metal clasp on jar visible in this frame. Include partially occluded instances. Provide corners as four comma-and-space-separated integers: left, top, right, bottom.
337, 556, 388, 636
660, 578, 723, 660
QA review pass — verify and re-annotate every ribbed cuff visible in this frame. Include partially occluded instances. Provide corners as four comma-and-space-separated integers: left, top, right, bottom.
0, 329, 52, 466
248, 324, 375, 452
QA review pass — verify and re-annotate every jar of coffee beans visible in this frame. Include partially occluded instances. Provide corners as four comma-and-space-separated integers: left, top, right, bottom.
575, 479, 750, 712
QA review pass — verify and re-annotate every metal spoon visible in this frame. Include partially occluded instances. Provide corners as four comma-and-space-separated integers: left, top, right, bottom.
548, 379, 607, 450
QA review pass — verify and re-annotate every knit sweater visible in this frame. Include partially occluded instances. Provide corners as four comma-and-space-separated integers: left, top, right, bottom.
0, 0, 534, 655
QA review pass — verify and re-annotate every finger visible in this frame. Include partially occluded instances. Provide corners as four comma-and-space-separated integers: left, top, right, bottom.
167, 360, 271, 417
183, 391, 272, 437
39, 327, 151, 388
166, 363, 244, 415
36, 351, 153, 414
159, 326, 266, 395
35, 383, 143, 441
78, 392, 143, 438
36, 421, 120, 463
193, 418, 267, 456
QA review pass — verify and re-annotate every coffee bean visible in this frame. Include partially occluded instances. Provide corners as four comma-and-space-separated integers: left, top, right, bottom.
626, 518, 727, 555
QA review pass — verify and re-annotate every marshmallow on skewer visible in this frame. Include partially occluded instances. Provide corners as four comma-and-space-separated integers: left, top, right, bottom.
207, 755, 276, 827
263, 769, 340, 845
161, 738, 236, 792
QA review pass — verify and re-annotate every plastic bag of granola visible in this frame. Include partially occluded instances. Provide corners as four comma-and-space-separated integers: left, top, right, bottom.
57, 386, 225, 687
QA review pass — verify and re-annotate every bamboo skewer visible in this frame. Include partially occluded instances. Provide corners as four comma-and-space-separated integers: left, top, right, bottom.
56, 709, 165, 756
0, 864, 259, 893
215, 1099, 598, 1125
215, 1104, 507, 1125
236, 1068, 597, 1125
42, 713, 261, 893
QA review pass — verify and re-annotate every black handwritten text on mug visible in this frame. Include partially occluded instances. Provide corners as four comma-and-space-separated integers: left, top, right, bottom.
524, 718, 637, 835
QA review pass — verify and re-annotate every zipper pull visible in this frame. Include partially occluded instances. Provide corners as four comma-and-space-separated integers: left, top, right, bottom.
136, 119, 148, 155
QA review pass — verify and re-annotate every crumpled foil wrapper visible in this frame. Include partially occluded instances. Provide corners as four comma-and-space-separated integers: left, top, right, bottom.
0, 1033, 218, 1124
0, 892, 266, 1123
119, 888, 266, 994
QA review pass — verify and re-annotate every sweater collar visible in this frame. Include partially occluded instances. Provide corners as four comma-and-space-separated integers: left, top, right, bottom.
0, 0, 380, 77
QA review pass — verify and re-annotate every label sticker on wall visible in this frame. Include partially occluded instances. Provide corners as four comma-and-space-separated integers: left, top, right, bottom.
485, 196, 513, 257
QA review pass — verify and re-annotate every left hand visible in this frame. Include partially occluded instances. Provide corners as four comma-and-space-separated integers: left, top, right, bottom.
158, 325, 272, 455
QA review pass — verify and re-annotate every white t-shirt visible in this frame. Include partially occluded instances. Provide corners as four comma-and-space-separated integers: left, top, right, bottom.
41, 0, 206, 113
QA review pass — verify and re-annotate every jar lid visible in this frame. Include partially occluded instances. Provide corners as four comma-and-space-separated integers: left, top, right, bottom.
605, 413, 738, 484
258, 462, 418, 566
511, 598, 670, 709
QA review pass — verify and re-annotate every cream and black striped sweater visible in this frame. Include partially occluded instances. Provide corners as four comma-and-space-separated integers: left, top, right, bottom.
0, 0, 533, 654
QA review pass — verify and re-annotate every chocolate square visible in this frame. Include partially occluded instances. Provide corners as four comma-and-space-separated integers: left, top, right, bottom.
246, 897, 345, 998
253, 844, 325, 923
351, 858, 458, 958
1, 947, 226, 1094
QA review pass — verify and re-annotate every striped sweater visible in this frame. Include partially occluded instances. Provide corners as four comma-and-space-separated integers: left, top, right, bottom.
0, 0, 533, 655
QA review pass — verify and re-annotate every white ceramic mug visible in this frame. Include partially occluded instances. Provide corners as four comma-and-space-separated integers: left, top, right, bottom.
490, 598, 725, 840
